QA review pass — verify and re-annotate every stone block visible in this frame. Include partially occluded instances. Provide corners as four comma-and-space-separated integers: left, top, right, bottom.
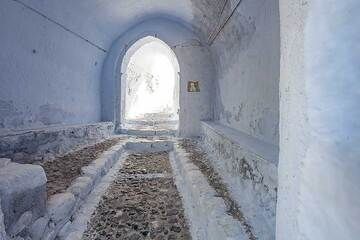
41, 228, 57, 240
64, 231, 82, 240
81, 166, 101, 182
29, 217, 49, 240
67, 177, 93, 200
90, 159, 107, 177
0, 122, 114, 164
0, 163, 47, 231
47, 193, 75, 223
57, 221, 71, 240
0, 198, 7, 240
125, 140, 173, 153
0, 158, 11, 168
8, 211, 32, 237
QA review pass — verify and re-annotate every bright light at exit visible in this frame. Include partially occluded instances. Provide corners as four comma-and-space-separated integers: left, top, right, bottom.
125, 40, 179, 121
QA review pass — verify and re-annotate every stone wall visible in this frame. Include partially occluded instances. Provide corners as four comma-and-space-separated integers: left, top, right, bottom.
277, 1, 360, 239
0, 122, 114, 164
201, 121, 278, 240
211, 0, 280, 146
0, 0, 105, 130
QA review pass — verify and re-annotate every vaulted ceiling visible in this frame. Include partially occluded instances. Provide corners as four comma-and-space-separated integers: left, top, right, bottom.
18, 0, 224, 49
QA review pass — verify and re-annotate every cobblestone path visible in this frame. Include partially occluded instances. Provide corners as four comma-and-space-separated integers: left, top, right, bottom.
83, 152, 191, 240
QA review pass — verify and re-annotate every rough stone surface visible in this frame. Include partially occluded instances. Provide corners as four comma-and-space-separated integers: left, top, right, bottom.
0, 198, 7, 240
36, 141, 126, 240
179, 139, 256, 240
29, 217, 49, 240
57, 221, 72, 240
120, 152, 172, 174
41, 138, 121, 198
125, 140, 173, 153
0, 162, 47, 231
63, 153, 129, 240
83, 151, 190, 239
8, 211, 32, 237
47, 193, 76, 224
68, 177, 94, 201
120, 121, 177, 137
200, 122, 277, 239
170, 146, 245, 240
0, 122, 114, 164
0, 159, 11, 168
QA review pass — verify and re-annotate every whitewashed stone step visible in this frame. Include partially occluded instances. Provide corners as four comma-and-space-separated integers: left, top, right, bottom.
47, 193, 76, 224
0, 162, 46, 231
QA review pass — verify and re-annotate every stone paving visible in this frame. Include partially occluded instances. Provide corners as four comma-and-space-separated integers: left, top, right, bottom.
41, 138, 121, 198
83, 152, 191, 240
120, 152, 172, 174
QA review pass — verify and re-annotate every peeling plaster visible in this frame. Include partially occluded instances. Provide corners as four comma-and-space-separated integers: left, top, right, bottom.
212, 0, 280, 146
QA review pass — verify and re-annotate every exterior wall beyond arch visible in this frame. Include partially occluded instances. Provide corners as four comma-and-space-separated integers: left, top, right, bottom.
101, 18, 215, 137
277, 1, 360, 239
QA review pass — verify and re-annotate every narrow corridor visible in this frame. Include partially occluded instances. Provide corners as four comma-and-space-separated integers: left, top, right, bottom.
1, 1, 359, 239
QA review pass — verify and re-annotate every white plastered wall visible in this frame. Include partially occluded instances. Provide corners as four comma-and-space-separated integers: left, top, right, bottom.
277, 1, 360, 239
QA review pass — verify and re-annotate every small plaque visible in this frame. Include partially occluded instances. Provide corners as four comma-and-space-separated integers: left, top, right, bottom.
187, 81, 200, 92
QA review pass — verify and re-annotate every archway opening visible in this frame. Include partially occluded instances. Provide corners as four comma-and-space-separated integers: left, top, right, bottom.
121, 37, 180, 130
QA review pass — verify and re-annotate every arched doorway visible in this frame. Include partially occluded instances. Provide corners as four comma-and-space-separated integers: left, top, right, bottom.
101, 18, 215, 137
120, 36, 180, 132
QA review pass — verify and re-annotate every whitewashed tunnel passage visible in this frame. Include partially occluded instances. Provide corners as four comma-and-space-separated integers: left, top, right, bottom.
122, 37, 180, 124
0, 1, 359, 240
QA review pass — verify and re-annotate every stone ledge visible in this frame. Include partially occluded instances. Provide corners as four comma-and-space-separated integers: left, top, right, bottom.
170, 146, 246, 240
201, 121, 278, 164
0, 122, 114, 138
120, 128, 177, 136
200, 121, 277, 240
0, 122, 114, 164
125, 140, 174, 153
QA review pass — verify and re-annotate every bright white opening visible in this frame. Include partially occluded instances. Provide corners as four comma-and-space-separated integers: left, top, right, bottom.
124, 38, 179, 122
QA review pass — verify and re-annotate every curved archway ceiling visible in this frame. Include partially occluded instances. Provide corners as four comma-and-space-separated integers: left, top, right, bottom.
18, 0, 225, 50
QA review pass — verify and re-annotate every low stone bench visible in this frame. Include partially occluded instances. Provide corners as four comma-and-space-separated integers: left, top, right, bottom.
200, 121, 278, 239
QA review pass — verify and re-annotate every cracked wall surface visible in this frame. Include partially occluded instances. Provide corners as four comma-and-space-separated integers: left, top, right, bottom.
201, 122, 277, 240
211, 0, 280, 146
